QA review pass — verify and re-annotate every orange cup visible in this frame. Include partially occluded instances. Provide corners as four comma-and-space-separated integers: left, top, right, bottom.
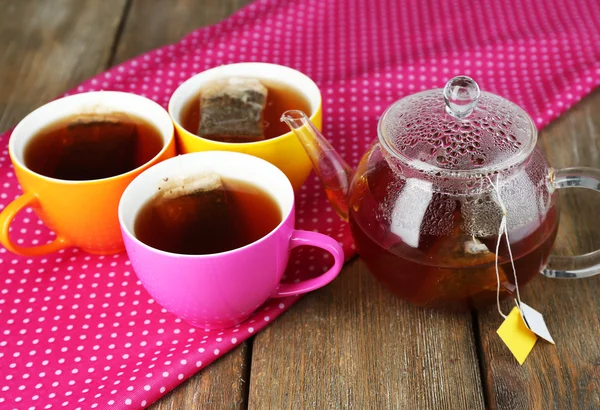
0, 91, 176, 256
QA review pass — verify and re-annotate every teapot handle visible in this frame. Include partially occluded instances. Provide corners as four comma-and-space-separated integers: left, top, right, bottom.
541, 167, 600, 279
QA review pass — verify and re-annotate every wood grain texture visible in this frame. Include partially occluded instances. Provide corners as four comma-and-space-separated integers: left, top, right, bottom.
249, 258, 486, 410
477, 89, 600, 410
112, 0, 253, 65
0, 0, 127, 132
149, 343, 250, 410
106, 1, 253, 408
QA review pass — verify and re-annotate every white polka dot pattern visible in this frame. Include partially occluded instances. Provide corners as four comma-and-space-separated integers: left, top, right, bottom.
1, 0, 600, 408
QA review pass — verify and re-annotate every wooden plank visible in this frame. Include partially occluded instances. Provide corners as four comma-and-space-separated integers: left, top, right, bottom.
112, 0, 253, 65
249, 258, 486, 410
109, 1, 252, 408
149, 343, 250, 410
477, 89, 600, 409
0, 0, 127, 131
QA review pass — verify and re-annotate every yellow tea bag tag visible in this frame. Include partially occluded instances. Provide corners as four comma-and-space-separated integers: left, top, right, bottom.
497, 306, 538, 365
520, 302, 555, 344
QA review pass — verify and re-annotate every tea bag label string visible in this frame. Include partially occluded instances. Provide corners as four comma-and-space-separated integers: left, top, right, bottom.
488, 176, 555, 364
487, 175, 523, 319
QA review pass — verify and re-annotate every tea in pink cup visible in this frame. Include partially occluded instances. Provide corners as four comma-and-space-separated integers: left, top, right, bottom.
118, 151, 344, 329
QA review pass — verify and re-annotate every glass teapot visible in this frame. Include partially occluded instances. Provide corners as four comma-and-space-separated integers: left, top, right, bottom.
282, 76, 600, 310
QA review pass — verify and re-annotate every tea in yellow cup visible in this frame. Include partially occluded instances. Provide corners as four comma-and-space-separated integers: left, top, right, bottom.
0, 91, 176, 256
168, 63, 322, 191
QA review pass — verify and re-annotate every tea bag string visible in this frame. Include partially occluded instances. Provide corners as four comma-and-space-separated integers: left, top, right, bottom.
487, 175, 523, 319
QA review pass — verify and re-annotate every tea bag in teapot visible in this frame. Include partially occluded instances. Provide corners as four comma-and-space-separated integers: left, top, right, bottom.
153, 171, 229, 235
198, 77, 268, 143
417, 223, 510, 306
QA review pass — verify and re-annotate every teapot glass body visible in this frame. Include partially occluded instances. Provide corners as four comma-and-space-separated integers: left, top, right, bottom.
347, 141, 559, 309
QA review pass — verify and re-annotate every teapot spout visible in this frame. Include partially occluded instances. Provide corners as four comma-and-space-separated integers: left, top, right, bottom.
281, 110, 354, 221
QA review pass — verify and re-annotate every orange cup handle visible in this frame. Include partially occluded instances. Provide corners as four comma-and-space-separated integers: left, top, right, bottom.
0, 192, 70, 256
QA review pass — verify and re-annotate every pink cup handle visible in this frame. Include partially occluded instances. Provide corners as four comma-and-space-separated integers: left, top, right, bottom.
271, 230, 345, 298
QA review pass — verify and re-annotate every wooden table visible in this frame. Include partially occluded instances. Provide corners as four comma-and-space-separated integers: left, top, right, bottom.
2, 1, 599, 408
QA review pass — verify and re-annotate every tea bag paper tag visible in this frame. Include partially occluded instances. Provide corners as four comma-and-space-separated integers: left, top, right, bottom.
519, 302, 555, 344
497, 306, 538, 365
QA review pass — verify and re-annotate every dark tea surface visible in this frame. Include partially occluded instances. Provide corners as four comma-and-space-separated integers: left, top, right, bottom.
181, 79, 312, 141
134, 178, 282, 255
24, 112, 163, 181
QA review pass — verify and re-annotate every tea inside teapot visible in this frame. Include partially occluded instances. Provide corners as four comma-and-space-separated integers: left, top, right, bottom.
347, 143, 559, 309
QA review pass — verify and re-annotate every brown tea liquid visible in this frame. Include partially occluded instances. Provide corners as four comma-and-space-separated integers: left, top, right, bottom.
24, 113, 164, 181
181, 79, 312, 141
134, 178, 282, 255
348, 157, 560, 310
351, 212, 558, 310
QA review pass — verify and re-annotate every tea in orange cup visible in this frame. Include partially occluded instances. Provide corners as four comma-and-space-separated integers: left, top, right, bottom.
0, 91, 176, 256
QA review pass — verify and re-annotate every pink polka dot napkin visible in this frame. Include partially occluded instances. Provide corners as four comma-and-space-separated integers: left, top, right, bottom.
1, 0, 599, 408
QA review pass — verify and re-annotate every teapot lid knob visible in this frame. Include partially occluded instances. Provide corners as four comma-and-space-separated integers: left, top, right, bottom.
443, 76, 481, 119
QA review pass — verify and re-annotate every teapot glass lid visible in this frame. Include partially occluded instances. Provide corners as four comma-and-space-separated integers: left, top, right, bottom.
378, 76, 537, 174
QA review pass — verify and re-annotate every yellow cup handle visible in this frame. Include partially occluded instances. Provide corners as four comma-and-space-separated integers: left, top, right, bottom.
0, 192, 70, 256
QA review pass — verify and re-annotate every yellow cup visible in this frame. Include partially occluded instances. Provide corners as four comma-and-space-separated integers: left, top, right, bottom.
168, 63, 322, 191
0, 91, 176, 256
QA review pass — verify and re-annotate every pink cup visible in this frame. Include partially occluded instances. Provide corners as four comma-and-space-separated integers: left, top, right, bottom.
118, 151, 344, 329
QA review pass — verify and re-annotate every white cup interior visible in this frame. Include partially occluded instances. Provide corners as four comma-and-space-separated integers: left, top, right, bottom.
169, 62, 322, 135
118, 151, 295, 254
9, 91, 174, 177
